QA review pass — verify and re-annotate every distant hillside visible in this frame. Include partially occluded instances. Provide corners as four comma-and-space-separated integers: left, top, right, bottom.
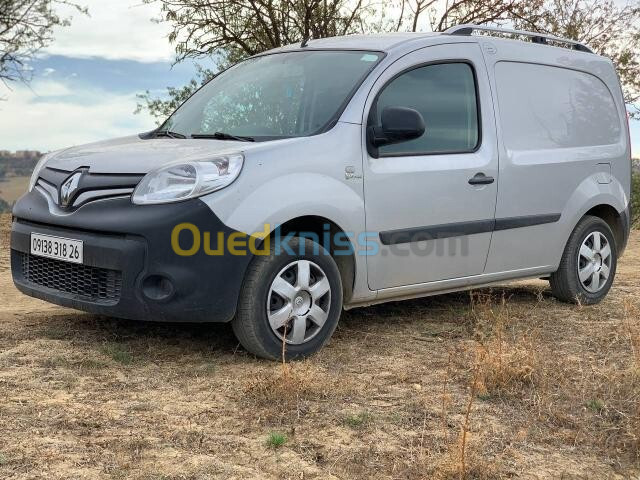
0, 150, 42, 179
0, 174, 30, 202
0, 151, 42, 213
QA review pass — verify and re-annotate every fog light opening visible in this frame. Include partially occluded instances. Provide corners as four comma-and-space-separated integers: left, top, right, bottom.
142, 275, 174, 301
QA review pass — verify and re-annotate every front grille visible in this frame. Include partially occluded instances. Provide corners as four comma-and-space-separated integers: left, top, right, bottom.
36, 179, 134, 209
36, 167, 144, 210
20, 252, 122, 303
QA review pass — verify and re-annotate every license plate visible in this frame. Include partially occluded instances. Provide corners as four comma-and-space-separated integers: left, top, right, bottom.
30, 233, 84, 264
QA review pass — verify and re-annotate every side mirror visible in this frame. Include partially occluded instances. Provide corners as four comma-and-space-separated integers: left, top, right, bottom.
368, 106, 426, 147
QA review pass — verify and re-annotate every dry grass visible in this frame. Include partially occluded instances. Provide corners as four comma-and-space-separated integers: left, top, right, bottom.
1, 212, 639, 479
467, 293, 540, 397
0, 176, 29, 204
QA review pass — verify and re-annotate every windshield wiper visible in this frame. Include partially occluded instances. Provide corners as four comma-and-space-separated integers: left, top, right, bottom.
191, 132, 255, 142
153, 129, 187, 139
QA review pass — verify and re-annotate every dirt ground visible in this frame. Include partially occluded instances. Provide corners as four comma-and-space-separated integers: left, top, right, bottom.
1, 213, 638, 479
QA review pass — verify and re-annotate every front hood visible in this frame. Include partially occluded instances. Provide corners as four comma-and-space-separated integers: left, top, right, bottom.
45, 135, 278, 174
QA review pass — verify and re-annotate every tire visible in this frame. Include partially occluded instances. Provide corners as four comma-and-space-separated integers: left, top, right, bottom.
232, 237, 343, 360
550, 215, 617, 305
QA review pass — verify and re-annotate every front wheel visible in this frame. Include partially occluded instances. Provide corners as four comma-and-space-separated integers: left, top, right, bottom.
232, 237, 343, 360
550, 215, 617, 305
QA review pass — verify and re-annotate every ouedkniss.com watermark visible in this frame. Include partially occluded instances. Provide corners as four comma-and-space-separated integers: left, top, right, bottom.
170, 222, 471, 258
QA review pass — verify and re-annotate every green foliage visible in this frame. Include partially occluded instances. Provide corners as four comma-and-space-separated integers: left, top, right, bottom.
266, 432, 287, 448
102, 343, 134, 365
586, 398, 605, 412
344, 411, 372, 428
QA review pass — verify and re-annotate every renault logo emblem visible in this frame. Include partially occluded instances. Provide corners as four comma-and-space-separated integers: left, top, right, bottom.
59, 171, 83, 207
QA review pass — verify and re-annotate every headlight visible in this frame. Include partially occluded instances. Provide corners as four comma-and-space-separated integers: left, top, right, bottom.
131, 153, 244, 205
28, 153, 52, 191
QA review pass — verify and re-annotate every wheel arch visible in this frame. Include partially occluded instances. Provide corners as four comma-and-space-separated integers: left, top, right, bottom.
583, 204, 627, 255
205, 171, 370, 304
561, 175, 629, 258
263, 215, 357, 303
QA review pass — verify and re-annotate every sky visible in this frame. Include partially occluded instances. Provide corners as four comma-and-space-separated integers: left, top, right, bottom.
0, 0, 202, 152
0, 0, 638, 155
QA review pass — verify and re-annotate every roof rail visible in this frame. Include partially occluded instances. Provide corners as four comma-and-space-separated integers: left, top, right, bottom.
445, 24, 593, 54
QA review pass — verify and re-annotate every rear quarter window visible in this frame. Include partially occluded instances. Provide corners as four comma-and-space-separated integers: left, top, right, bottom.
495, 62, 622, 151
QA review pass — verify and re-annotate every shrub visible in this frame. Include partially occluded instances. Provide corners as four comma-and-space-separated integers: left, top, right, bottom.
632, 170, 639, 228
344, 411, 372, 428
0, 198, 9, 214
101, 343, 134, 365
266, 432, 287, 448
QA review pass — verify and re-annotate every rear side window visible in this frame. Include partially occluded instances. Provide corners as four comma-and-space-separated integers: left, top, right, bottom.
495, 62, 622, 150
372, 62, 480, 156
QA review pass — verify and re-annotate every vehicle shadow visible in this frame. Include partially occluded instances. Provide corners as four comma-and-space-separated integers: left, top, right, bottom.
32, 282, 551, 358
34, 312, 238, 359
340, 282, 551, 328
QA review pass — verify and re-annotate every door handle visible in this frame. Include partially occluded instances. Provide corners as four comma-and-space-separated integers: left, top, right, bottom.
468, 173, 495, 185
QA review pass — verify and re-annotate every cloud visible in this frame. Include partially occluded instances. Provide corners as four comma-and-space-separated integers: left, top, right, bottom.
0, 53, 199, 152
0, 78, 156, 152
45, 0, 175, 63
27, 79, 72, 97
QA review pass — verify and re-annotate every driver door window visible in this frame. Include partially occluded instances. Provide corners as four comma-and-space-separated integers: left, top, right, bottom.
371, 62, 480, 156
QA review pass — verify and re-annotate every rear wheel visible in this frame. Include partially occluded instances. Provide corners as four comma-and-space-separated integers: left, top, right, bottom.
550, 215, 617, 305
232, 237, 343, 360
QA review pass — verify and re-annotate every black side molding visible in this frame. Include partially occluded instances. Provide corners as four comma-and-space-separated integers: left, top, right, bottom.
493, 214, 561, 231
379, 219, 495, 245
379, 214, 561, 246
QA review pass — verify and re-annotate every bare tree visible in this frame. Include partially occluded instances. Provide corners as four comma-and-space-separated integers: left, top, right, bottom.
511, 0, 640, 116
405, 0, 434, 32
0, 0, 87, 87
438, 0, 541, 30
138, 0, 640, 121
145, 0, 375, 66
394, 0, 540, 33
137, 0, 379, 120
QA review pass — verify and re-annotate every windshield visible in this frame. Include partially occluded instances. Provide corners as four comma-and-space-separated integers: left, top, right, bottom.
159, 50, 383, 140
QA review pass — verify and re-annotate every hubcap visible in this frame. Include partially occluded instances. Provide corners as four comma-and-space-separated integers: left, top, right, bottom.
267, 260, 331, 345
577, 231, 612, 293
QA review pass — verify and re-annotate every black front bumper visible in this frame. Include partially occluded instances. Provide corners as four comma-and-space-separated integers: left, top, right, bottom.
11, 190, 253, 322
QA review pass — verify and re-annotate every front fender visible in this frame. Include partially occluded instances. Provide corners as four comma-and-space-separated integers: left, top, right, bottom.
220, 172, 365, 238
201, 169, 374, 304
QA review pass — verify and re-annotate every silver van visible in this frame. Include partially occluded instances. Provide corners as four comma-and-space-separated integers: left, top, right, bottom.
11, 25, 632, 359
